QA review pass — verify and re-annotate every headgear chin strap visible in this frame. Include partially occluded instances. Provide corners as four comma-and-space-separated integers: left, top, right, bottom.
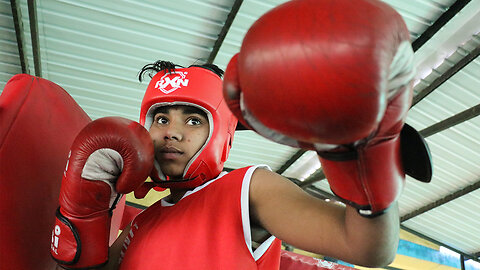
140, 66, 237, 189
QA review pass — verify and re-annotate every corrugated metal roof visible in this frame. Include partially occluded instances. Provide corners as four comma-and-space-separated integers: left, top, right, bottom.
387, 0, 454, 40
0, 0, 22, 88
404, 189, 480, 254
225, 130, 299, 171
215, 0, 291, 69
400, 117, 480, 211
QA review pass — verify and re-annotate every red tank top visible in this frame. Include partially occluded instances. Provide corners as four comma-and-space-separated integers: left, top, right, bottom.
119, 165, 281, 269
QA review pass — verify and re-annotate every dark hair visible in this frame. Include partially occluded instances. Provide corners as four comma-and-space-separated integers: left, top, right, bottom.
138, 60, 224, 82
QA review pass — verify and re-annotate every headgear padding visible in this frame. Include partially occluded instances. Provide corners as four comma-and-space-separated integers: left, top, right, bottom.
140, 66, 237, 189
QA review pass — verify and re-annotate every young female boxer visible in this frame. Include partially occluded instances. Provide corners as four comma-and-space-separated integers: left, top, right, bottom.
52, 0, 431, 269
107, 61, 400, 269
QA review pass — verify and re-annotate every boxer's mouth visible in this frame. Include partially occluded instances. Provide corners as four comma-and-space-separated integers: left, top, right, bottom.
158, 146, 184, 159
159, 146, 183, 153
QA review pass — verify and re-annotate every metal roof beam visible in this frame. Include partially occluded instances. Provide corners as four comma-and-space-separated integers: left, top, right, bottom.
412, 0, 471, 52
401, 179, 480, 222
207, 0, 243, 64
276, 149, 307, 175
412, 44, 480, 107
420, 104, 480, 138
27, 0, 41, 77
10, 0, 29, 74
288, 176, 334, 200
298, 168, 325, 189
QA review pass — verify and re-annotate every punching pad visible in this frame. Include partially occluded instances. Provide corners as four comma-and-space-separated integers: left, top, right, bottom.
0, 74, 91, 269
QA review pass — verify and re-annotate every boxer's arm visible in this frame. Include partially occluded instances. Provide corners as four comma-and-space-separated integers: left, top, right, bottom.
249, 168, 399, 267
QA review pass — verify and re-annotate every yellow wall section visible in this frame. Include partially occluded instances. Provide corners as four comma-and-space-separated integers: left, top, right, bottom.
126, 186, 170, 207
400, 229, 440, 251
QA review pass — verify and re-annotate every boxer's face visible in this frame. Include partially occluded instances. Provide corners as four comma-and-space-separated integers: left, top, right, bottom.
149, 105, 209, 179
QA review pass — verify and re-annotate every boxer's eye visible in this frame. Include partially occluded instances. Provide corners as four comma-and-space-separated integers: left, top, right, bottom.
186, 117, 202, 126
155, 116, 169, 125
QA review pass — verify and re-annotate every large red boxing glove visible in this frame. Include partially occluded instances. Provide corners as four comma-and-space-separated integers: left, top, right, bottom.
50, 117, 154, 268
224, 0, 430, 216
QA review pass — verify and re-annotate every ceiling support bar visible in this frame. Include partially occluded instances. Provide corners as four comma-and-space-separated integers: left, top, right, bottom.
10, 0, 28, 74
419, 104, 480, 137
461, 255, 466, 270
298, 169, 326, 189
207, 0, 243, 64
27, 0, 41, 77
412, 44, 480, 106
276, 149, 307, 174
412, 0, 471, 52
401, 178, 480, 222
288, 176, 333, 200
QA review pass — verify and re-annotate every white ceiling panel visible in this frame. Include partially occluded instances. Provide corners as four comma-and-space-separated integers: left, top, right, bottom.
404, 189, 480, 255
0, 0, 22, 89
399, 117, 480, 215
225, 130, 299, 171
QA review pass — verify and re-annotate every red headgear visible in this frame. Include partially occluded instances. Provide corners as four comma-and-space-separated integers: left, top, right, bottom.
140, 66, 237, 189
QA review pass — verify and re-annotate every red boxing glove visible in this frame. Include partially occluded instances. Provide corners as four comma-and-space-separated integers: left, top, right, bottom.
224, 0, 429, 216
50, 117, 154, 268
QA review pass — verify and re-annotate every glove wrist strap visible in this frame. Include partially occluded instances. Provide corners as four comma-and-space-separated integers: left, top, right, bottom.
51, 208, 110, 269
